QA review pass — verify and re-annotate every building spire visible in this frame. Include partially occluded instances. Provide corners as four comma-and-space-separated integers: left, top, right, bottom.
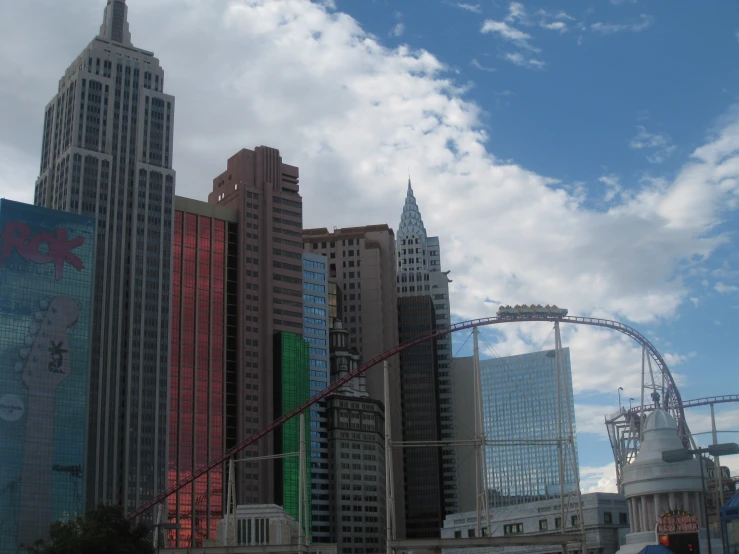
398, 176, 427, 240
99, 0, 133, 46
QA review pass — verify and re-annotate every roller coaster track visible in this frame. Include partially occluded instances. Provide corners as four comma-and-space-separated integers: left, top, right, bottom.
126, 313, 685, 520
625, 394, 739, 416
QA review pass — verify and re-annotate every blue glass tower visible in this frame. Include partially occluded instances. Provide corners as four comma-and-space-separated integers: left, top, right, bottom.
0, 199, 95, 552
480, 348, 578, 507
301, 252, 330, 541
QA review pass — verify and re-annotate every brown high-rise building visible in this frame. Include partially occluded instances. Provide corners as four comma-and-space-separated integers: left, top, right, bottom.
209, 146, 304, 505
303, 225, 406, 538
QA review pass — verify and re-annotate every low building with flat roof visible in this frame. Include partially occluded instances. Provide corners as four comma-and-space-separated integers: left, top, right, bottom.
441, 492, 629, 554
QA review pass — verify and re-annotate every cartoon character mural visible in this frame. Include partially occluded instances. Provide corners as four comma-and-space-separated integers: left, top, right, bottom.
0, 200, 94, 554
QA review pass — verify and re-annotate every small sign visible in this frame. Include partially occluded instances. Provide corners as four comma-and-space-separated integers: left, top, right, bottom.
657, 510, 699, 534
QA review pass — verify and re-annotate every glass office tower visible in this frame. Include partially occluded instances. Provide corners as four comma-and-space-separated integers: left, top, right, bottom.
397, 295, 444, 538
167, 199, 239, 547
0, 200, 94, 552
302, 253, 330, 541
480, 348, 578, 507
273, 332, 311, 533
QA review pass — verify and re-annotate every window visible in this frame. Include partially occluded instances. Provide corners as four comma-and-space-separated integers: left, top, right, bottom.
539, 519, 548, 531
619, 512, 628, 525
304, 259, 326, 269
555, 517, 561, 529
467, 529, 475, 538
571, 515, 579, 527
454, 531, 461, 539
604, 511, 612, 524
304, 269, 326, 280
503, 523, 523, 535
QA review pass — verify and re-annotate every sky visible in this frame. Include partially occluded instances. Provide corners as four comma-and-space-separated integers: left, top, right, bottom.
1, 0, 739, 494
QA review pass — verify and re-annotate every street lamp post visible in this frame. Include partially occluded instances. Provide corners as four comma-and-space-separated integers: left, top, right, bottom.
618, 387, 624, 411
629, 398, 635, 411
662, 442, 739, 554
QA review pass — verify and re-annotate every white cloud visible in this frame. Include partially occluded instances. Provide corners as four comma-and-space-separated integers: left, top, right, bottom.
580, 463, 619, 493
502, 51, 545, 70
0, 143, 37, 204
599, 174, 622, 202
690, 297, 700, 307
487, 3, 656, 68
663, 352, 689, 366
506, 3, 572, 33
591, 14, 654, 34
629, 125, 676, 163
482, 14, 549, 70
0, 0, 738, 402
451, 3, 482, 14
576, 404, 618, 438
540, 21, 568, 33
505, 2, 527, 23
470, 58, 496, 72
481, 19, 533, 44
390, 22, 405, 38
715, 282, 739, 294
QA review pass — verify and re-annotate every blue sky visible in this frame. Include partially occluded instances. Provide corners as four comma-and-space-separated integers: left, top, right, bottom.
333, 0, 739, 487
1, 0, 738, 492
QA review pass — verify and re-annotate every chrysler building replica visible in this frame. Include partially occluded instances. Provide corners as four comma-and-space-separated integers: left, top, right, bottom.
34, 0, 176, 516
396, 179, 458, 516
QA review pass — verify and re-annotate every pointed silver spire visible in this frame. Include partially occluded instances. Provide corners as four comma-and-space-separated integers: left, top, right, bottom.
398, 177, 427, 240
99, 0, 133, 46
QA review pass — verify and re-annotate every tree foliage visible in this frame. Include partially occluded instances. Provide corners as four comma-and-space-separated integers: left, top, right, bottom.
24, 504, 155, 554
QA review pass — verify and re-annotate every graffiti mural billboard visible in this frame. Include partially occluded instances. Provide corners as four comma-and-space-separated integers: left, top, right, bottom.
0, 199, 94, 552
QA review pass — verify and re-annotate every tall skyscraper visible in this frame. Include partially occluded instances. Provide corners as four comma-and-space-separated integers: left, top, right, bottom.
302, 252, 331, 541
303, 225, 406, 537
0, 200, 95, 553
395, 180, 458, 516
453, 349, 578, 511
168, 197, 239, 546
209, 146, 304, 506
396, 296, 444, 538
34, 0, 176, 513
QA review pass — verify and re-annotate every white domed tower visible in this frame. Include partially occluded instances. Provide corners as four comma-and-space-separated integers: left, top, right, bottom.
616, 409, 708, 553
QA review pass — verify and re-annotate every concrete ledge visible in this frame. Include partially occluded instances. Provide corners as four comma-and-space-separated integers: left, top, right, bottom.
388, 532, 584, 549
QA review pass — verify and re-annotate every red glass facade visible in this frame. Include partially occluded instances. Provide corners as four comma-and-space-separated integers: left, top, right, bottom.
168, 210, 233, 546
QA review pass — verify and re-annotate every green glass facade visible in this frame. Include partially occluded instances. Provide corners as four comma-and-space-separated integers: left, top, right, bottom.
273, 332, 311, 535
0, 200, 94, 552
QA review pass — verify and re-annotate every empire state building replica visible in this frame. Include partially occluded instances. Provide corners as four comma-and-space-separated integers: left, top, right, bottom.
34, 0, 176, 516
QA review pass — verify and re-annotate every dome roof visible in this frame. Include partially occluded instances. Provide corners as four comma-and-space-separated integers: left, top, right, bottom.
643, 409, 678, 434
633, 408, 686, 464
